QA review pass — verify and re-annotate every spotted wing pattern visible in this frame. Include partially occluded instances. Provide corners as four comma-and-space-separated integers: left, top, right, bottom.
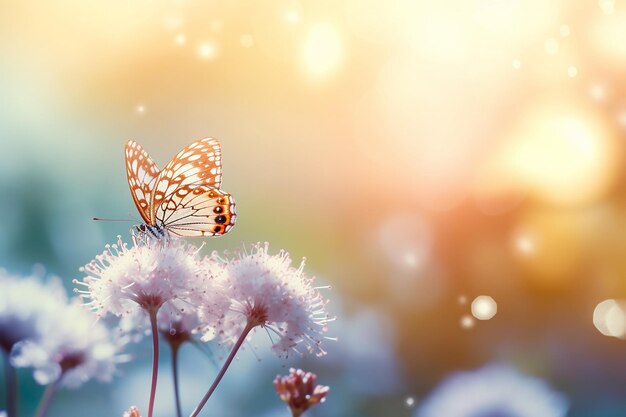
150, 138, 223, 216
125, 141, 160, 224
124, 138, 236, 237
155, 185, 236, 237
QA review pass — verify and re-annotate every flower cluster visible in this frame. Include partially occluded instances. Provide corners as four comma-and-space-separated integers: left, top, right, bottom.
0, 269, 122, 388
75, 233, 332, 417
78, 235, 333, 359
274, 368, 329, 417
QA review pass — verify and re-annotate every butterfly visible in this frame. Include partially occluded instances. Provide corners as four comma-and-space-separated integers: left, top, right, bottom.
124, 137, 236, 238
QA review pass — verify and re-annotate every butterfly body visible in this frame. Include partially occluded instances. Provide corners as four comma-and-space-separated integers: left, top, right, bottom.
136, 223, 167, 239
125, 138, 236, 238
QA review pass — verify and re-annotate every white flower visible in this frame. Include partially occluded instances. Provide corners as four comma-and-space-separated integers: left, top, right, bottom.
0, 269, 124, 388
0, 269, 67, 354
415, 364, 569, 417
76, 234, 225, 323
11, 300, 123, 388
206, 243, 332, 358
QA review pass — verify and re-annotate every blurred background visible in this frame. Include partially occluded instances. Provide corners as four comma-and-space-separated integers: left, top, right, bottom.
2, 0, 626, 416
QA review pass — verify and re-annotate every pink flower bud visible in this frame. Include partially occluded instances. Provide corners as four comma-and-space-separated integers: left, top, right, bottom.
274, 368, 329, 417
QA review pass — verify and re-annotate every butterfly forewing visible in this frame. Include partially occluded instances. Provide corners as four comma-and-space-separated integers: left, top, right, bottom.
125, 141, 160, 224
155, 185, 236, 237
149, 138, 223, 216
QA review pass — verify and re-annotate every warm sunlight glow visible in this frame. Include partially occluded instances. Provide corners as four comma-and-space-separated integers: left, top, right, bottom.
301, 23, 343, 78
503, 101, 619, 206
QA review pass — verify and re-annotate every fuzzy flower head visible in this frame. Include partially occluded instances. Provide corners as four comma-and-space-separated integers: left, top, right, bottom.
77, 233, 226, 324
11, 299, 124, 388
274, 368, 329, 417
0, 269, 67, 354
415, 364, 569, 417
208, 243, 332, 358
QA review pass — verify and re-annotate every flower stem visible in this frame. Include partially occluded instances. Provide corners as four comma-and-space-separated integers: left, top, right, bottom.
171, 344, 182, 417
189, 322, 254, 417
147, 308, 160, 417
33, 378, 61, 417
3, 350, 18, 417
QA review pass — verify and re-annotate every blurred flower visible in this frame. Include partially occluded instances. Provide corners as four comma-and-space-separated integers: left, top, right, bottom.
205, 243, 332, 358
158, 307, 201, 349
0, 268, 124, 388
0, 269, 66, 354
123, 406, 141, 417
76, 233, 227, 324
11, 299, 123, 388
274, 368, 329, 417
415, 364, 568, 417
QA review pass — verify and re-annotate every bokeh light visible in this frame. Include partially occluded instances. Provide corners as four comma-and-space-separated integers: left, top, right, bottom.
471, 296, 497, 321
594, 299, 626, 338
197, 41, 218, 60
301, 22, 343, 78
174, 33, 186, 46
460, 315, 475, 329
405, 396, 416, 408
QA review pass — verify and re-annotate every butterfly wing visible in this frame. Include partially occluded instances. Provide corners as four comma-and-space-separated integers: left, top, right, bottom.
125, 140, 160, 224
155, 185, 236, 237
150, 138, 223, 215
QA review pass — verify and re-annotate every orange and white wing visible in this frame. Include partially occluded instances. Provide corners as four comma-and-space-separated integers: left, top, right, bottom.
150, 138, 223, 214
155, 185, 236, 237
125, 140, 160, 224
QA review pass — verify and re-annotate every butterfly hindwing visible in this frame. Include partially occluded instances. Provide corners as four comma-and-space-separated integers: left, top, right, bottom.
155, 185, 236, 237
125, 140, 160, 224
150, 138, 223, 216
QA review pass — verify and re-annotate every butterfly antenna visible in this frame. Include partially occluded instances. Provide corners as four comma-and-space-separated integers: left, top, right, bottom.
128, 212, 143, 223
94, 213, 142, 223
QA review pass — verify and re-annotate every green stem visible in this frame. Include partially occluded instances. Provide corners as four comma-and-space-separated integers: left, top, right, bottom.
189, 322, 254, 417
3, 350, 18, 417
33, 378, 61, 417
